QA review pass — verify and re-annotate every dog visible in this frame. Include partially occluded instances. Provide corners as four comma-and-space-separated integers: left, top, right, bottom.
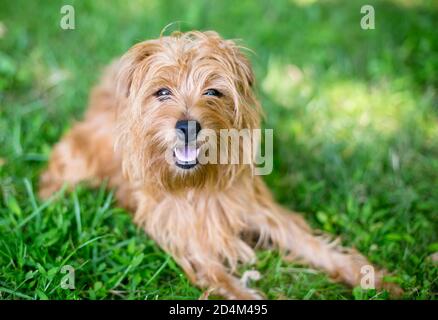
39, 31, 401, 299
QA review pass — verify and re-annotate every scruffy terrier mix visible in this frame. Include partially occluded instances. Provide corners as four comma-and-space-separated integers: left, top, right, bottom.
39, 31, 400, 299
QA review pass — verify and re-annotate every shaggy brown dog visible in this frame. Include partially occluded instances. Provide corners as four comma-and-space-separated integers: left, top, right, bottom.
39, 31, 400, 299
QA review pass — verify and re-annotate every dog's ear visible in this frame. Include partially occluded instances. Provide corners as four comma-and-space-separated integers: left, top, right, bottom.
116, 40, 159, 99
229, 43, 255, 89
221, 38, 262, 129
230, 46, 256, 102
205, 32, 255, 88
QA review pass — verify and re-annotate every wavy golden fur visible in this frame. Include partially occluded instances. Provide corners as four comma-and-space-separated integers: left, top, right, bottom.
39, 31, 401, 299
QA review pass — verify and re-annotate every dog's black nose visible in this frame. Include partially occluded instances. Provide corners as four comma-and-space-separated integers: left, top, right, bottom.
175, 120, 201, 143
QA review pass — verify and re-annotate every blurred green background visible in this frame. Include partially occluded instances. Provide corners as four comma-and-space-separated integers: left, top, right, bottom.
0, 0, 437, 299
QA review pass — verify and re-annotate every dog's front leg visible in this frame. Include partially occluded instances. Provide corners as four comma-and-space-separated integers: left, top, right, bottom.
249, 202, 402, 296
190, 263, 264, 300
141, 223, 262, 299
143, 240, 263, 299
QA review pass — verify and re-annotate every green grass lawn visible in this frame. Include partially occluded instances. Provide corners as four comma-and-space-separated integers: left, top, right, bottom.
0, 0, 437, 300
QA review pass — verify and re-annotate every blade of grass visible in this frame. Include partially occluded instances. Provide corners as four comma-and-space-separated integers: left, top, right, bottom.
0, 286, 34, 300
144, 256, 170, 287
72, 191, 82, 238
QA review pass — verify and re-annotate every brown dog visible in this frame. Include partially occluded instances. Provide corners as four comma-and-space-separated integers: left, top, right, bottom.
39, 31, 400, 299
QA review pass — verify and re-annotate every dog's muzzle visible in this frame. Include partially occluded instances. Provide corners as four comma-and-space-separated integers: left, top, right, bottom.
174, 120, 201, 169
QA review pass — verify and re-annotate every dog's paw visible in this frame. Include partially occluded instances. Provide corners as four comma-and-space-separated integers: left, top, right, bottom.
38, 170, 63, 200
381, 281, 404, 298
374, 269, 404, 298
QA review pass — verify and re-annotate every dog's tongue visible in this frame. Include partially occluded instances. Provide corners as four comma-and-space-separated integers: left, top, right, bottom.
174, 145, 198, 163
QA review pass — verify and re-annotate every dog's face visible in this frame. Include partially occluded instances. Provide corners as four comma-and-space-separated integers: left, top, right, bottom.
116, 31, 260, 191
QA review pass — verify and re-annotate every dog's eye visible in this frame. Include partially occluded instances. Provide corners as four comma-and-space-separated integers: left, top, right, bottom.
155, 88, 172, 99
203, 89, 222, 97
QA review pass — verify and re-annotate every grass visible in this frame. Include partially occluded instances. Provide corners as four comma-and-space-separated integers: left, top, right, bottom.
0, 0, 437, 300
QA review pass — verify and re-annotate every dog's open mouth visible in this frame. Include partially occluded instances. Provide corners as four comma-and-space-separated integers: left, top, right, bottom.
174, 145, 200, 169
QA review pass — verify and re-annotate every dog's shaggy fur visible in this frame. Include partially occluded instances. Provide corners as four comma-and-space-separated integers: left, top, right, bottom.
39, 31, 401, 299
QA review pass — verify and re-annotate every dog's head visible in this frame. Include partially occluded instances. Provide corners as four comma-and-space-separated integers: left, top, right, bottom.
115, 31, 261, 191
